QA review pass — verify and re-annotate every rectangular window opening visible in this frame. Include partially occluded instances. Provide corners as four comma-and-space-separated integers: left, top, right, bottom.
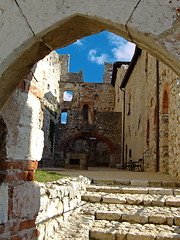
61, 112, 67, 124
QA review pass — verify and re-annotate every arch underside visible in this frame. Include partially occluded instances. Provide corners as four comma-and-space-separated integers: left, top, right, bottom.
0, 1, 179, 110
61, 132, 115, 154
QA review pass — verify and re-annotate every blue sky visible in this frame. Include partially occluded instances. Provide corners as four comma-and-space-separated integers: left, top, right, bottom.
56, 31, 135, 83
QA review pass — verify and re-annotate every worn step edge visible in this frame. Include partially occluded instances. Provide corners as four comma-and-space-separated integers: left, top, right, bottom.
86, 186, 180, 196
94, 210, 180, 226
82, 192, 180, 207
89, 221, 180, 240
92, 179, 180, 188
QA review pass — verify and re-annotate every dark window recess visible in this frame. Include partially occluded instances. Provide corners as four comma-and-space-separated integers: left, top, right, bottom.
48, 119, 55, 153
127, 93, 131, 115
70, 159, 80, 165
127, 103, 130, 115
83, 104, 89, 122
129, 149, 132, 158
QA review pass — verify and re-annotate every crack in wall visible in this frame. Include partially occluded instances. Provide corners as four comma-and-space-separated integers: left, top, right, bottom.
14, 0, 53, 51
125, 0, 142, 44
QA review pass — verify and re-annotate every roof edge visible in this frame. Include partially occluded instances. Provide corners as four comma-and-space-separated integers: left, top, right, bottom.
111, 61, 130, 87
120, 46, 142, 88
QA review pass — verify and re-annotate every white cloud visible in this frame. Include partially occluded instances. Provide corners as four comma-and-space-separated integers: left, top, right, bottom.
63, 91, 73, 101
112, 42, 135, 61
88, 49, 109, 65
74, 39, 83, 46
107, 32, 135, 61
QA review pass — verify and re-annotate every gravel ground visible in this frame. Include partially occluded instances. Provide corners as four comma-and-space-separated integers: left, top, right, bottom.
39, 167, 180, 182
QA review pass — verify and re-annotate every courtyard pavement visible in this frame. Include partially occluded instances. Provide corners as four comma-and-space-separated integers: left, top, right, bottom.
39, 167, 180, 182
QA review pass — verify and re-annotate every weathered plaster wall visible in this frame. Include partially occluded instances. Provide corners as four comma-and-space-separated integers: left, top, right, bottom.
115, 50, 180, 178
119, 52, 147, 165
114, 64, 129, 113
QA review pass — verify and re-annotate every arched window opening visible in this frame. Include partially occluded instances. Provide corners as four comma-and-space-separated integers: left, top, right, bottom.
63, 90, 73, 101
146, 119, 150, 147
61, 112, 67, 124
82, 104, 89, 123
162, 90, 168, 114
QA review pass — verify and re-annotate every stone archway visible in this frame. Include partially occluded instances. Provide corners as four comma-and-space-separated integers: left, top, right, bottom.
0, 1, 179, 111
0, 1, 179, 239
61, 132, 114, 168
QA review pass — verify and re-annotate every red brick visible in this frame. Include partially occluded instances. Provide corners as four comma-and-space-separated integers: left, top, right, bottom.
0, 224, 6, 234
10, 222, 19, 236
8, 199, 12, 220
29, 85, 44, 99
5, 172, 28, 182
19, 220, 35, 232
23, 161, 38, 171
27, 172, 35, 181
0, 172, 6, 182
0, 160, 38, 172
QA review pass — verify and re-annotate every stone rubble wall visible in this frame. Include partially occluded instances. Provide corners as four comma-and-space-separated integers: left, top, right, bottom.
36, 176, 91, 240
55, 81, 122, 167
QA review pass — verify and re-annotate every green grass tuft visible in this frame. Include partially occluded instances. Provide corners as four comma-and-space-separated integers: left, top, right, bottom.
35, 170, 68, 183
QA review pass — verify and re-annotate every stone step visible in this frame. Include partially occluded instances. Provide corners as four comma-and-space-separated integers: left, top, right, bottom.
82, 191, 180, 207
92, 179, 180, 188
89, 220, 180, 240
86, 185, 180, 196
80, 202, 180, 226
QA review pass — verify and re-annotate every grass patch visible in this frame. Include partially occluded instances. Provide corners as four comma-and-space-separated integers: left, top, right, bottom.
35, 170, 68, 183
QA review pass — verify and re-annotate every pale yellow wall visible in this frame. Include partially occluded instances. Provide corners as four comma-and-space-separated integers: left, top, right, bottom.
124, 51, 147, 164
115, 50, 180, 178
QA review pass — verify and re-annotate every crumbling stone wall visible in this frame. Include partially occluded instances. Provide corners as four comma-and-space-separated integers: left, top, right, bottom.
36, 176, 91, 240
55, 78, 122, 168
103, 62, 113, 83
0, 51, 64, 239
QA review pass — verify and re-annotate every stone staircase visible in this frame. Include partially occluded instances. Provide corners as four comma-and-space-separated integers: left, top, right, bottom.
54, 178, 180, 239
82, 179, 180, 240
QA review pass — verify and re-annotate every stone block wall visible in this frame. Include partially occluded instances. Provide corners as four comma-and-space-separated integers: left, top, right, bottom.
36, 176, 91, 240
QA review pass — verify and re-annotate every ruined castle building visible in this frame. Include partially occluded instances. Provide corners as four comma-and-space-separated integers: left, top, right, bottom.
54, 58, 122, 169
0, 1, 179, 239
114, 47, 180, 178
